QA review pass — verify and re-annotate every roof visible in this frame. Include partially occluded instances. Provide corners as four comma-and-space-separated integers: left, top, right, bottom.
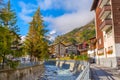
50, 42, 66, 47
91, 0, 99, 11
89, 37, 96, 40
66, 44, 77, 47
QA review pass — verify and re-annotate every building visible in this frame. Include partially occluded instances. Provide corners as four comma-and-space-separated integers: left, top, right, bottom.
66, 44, 78, 55
88, 37, 97, 62
77, 42, 89, 55
48, 44, 56, 58
54, 42, 66, 57
91, 0, 120, 68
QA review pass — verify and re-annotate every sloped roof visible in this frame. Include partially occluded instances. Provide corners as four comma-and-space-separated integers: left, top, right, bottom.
91, 0, 99, 11
51, 42, 66, 47
66, 44, 77, 47
89, 37, 96, 40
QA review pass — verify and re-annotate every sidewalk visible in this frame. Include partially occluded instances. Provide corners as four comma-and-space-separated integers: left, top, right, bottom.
90, 64, 120, 80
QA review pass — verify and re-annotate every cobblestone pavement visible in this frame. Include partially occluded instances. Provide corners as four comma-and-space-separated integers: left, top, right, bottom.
90, 64, 120, 80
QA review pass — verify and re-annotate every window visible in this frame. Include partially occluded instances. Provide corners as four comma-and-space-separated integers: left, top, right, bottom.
108, 46, 113, 50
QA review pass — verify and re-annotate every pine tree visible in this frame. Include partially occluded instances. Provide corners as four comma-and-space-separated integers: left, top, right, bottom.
0, 0, 19, 32
25, 7, 49, 61
0, 0, 21, 69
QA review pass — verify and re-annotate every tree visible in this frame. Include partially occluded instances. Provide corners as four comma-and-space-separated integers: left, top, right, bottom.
0, 0, 21, 69
0, 0, 19, 32
69, 38, 77, 44
81, 29, 95, 42
25, 7, 49, 61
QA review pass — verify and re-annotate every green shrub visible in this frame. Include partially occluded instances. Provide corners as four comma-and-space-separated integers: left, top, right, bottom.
69, 53, 74, 59
7, 60, 20, 69
75, 54, 88, 61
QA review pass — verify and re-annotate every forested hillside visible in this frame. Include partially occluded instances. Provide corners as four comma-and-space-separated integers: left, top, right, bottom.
54, 21, 95, 45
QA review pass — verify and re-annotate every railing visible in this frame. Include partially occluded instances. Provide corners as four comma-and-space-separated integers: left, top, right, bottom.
99, 0, 110, 8
78, 48, 88, 52
76, 62, 90, 80
99, 19, 112, 30
99, 5, 111, 19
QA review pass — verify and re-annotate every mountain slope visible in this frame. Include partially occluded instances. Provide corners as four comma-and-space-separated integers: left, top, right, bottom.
54, 21, 95, 45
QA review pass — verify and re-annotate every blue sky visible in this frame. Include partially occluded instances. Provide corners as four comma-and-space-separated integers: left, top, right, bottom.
9, 0, 94, 40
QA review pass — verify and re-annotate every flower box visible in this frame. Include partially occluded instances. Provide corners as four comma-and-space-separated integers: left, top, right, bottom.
107, 50, 113, 54
97, 53, 104, 56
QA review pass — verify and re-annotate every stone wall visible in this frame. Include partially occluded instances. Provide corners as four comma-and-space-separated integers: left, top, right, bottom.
0, 64, 44, 80
44, 60, 87, 73
96, 57, 118, 68
55, 60, 87, 73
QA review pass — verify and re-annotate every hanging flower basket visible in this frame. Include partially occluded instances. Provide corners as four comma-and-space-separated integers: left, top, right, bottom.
97, 53, 104, 56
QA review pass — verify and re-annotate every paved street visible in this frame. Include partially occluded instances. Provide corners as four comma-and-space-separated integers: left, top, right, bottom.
90, 64, 120, 80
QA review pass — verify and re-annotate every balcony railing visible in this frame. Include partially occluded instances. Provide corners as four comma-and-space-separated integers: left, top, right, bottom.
99, 0, 110, 8
79, 48, 88, 52
99, 5, 111, 19
99, 19, 112, 31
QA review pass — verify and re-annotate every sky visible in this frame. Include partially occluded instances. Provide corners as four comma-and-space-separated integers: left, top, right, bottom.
9, 0, 94, 40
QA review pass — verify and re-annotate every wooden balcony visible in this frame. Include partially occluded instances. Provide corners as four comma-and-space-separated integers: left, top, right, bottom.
99, 5, 111, 19
99, 0, 110, 8
99, 19, 112, 31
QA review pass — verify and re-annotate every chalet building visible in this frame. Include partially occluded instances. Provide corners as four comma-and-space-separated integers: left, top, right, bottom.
91, 0, 120, 68
54, 42, 66, 57
88, 37, 97, 62
77, 42, 89, 55
66, 44, 78, 55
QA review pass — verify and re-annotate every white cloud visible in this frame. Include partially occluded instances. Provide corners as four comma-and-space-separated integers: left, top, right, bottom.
19, 14, 32, 23
44, 11, 94, 34
18, 0, 94, 37
18, 1, 37, 23
39, 0, 94, 34
37, 0, 93, 11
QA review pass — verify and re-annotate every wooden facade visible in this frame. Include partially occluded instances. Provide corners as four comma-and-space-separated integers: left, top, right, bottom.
112, 0, 120, 43
66, 44, 78, 55
89, 37, 97, 50
91, 0, 120, 68
95, 3, 104, 50
77, 42, 89, 55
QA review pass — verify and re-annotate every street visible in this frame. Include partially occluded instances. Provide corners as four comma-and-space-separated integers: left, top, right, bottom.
90, 64, 120, 80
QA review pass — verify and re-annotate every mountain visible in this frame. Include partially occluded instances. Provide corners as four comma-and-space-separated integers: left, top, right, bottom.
54, 21, 95, 45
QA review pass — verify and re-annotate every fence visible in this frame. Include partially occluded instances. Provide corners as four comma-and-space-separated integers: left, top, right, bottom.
76, 62, 90, 80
